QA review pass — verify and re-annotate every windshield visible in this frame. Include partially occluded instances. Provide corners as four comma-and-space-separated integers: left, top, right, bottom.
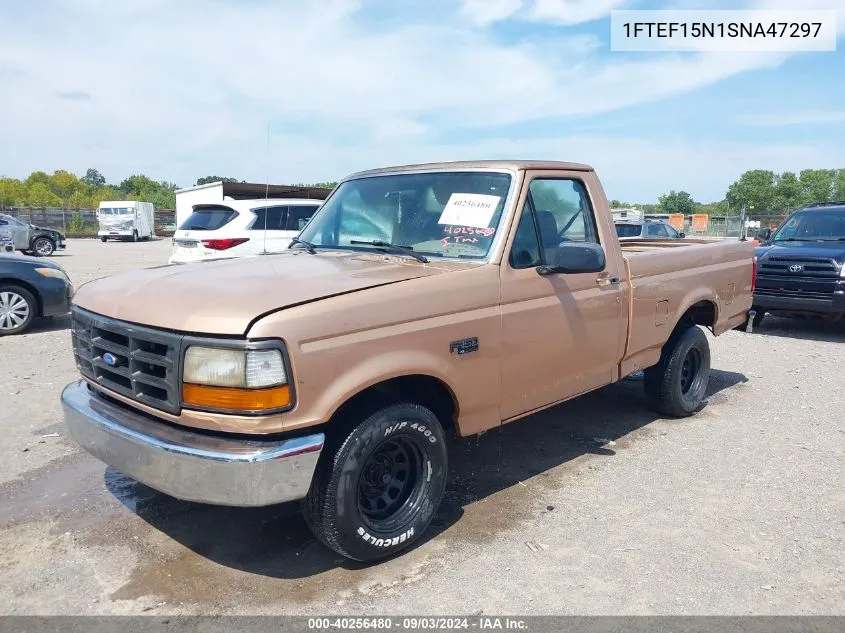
773, 209, 845, 241
179, 206, 237, 231
100, 207, 133, 215
298, 171, 512, 259
615, 224, 642, 238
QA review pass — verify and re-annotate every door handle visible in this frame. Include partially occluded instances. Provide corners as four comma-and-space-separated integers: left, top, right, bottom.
596, 274, 620, 287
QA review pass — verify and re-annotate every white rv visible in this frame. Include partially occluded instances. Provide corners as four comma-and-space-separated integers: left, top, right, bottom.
97, 201, 155, 242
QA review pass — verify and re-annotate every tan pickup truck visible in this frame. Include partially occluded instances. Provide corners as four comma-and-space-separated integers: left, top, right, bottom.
62, 160, 755, 562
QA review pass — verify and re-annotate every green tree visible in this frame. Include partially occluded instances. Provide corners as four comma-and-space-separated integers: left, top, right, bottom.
696, 200, 730, 216
799, 169, 834, 204
25, 171, 52, 189
773, 171, 802, 212
90, 187, 118, 208
51, 170, 79, 202
195, 176, 241, 186
0, 178, 26, 207
26, 182, 62, 207
68, 190, 90, 209
833, 169, 845, 200
658, 190, 696, 214
726, 170, 776, 215
119, 174, 159, 196
81, 168, 106, 187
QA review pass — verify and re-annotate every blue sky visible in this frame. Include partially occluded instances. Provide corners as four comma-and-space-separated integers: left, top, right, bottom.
0, 0, 843, 202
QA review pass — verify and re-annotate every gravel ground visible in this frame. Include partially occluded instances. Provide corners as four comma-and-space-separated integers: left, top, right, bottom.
0, 238, 843, 615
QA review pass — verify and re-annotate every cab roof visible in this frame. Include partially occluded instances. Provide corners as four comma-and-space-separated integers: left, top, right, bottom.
345, 160, 594, 179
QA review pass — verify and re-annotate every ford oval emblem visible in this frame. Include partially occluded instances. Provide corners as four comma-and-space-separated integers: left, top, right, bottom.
102, 352, 118, 367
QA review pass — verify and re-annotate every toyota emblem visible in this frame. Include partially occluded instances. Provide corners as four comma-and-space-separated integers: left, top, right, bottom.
788, 264, 803, 273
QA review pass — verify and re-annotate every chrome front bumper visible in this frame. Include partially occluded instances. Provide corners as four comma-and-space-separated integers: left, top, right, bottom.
61, 380, 324, 507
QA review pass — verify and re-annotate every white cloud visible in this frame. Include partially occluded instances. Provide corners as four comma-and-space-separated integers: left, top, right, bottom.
0, 0, 839, 198
529, 0, 631, 25
460, 0, 523, 26
740, 110, 845, 126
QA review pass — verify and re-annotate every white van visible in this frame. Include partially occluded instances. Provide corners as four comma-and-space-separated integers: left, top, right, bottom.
97, 201, 155, 242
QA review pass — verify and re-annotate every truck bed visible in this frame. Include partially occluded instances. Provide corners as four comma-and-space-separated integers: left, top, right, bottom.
618, 237, 754, 378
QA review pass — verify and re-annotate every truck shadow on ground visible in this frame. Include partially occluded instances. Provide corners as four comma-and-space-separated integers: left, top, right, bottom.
752, 315, 845, 344
106, 369, 747, 580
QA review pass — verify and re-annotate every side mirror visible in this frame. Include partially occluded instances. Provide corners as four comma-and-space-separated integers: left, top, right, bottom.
756, 228, 772, 242
537, 242, 606, 275
678, 232, 685, 238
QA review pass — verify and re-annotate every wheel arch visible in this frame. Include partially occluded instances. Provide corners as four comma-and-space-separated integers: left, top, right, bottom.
327, 374, 459, 439
0, 278, 43, 316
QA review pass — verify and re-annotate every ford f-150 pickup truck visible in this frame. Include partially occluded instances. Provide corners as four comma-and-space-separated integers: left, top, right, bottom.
62, 160, 754, 562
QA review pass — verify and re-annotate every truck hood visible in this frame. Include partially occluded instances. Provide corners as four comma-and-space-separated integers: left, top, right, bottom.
756, 241, 845, 263
72, 251, 462, 335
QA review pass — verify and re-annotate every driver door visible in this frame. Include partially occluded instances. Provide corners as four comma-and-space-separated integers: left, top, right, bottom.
499, 171, 627, 420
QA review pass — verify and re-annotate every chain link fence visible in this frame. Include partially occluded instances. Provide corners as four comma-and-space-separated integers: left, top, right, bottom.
644, 214, 788, 238
1, 207, 177, 237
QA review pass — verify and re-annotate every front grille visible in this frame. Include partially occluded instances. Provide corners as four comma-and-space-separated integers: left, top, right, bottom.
759, 256, 840, 279
754, 287, 833, 301
71, 307, 181, 413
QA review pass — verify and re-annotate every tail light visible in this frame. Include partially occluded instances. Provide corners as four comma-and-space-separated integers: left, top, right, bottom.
201, 238, 249, 251
751, 255, 757, 293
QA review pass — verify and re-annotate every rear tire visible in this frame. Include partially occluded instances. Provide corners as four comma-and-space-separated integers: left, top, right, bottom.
0, 285, 37, 335
302, 401, 448, 562
644, 325, 711, 417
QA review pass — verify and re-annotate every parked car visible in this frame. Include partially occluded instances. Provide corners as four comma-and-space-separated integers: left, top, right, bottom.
751, 201, 845, 325
615, 218, 685, 240
97, 201, 155, 242
0, 252, 73, 335
62, 160, 754, 563
0, 213, 66, 256
169, 199, 324, 264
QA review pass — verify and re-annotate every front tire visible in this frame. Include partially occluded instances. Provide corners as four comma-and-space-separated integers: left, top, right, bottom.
31, 236, 55, 257
644, 325, 711, 417
100, 236, 108, 243
132, 230, 138, 242
0, 285, 37, 335
302, 402, 448, 562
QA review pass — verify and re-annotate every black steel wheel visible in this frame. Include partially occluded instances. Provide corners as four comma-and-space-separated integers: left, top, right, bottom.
303, 401, 448, 562
644, 324, 711, 417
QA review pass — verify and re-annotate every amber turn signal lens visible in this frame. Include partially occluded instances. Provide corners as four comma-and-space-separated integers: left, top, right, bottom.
182, 383, 291, 411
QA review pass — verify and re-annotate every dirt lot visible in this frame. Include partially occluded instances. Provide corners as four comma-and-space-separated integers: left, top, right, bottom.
1, 238, 843, 615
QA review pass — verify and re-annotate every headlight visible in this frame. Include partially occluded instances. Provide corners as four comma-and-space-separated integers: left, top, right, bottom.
182, 345, 291, 413
34, 267, 69, 282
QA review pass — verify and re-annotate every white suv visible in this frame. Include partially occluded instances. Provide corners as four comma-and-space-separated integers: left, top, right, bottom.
169, 199, 323, 264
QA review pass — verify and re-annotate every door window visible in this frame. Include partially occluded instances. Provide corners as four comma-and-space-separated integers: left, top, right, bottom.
645, 223, 669, 238
509, 178, 599, 268
285, 205, 320, 231
250, 206, 288, 231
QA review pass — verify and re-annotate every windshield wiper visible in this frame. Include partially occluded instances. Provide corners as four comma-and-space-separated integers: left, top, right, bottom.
289, 237, 317, 254
350, 240, 429, 263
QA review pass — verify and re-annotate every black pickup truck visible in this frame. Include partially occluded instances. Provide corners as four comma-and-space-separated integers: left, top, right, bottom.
752, 201, 845, 325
